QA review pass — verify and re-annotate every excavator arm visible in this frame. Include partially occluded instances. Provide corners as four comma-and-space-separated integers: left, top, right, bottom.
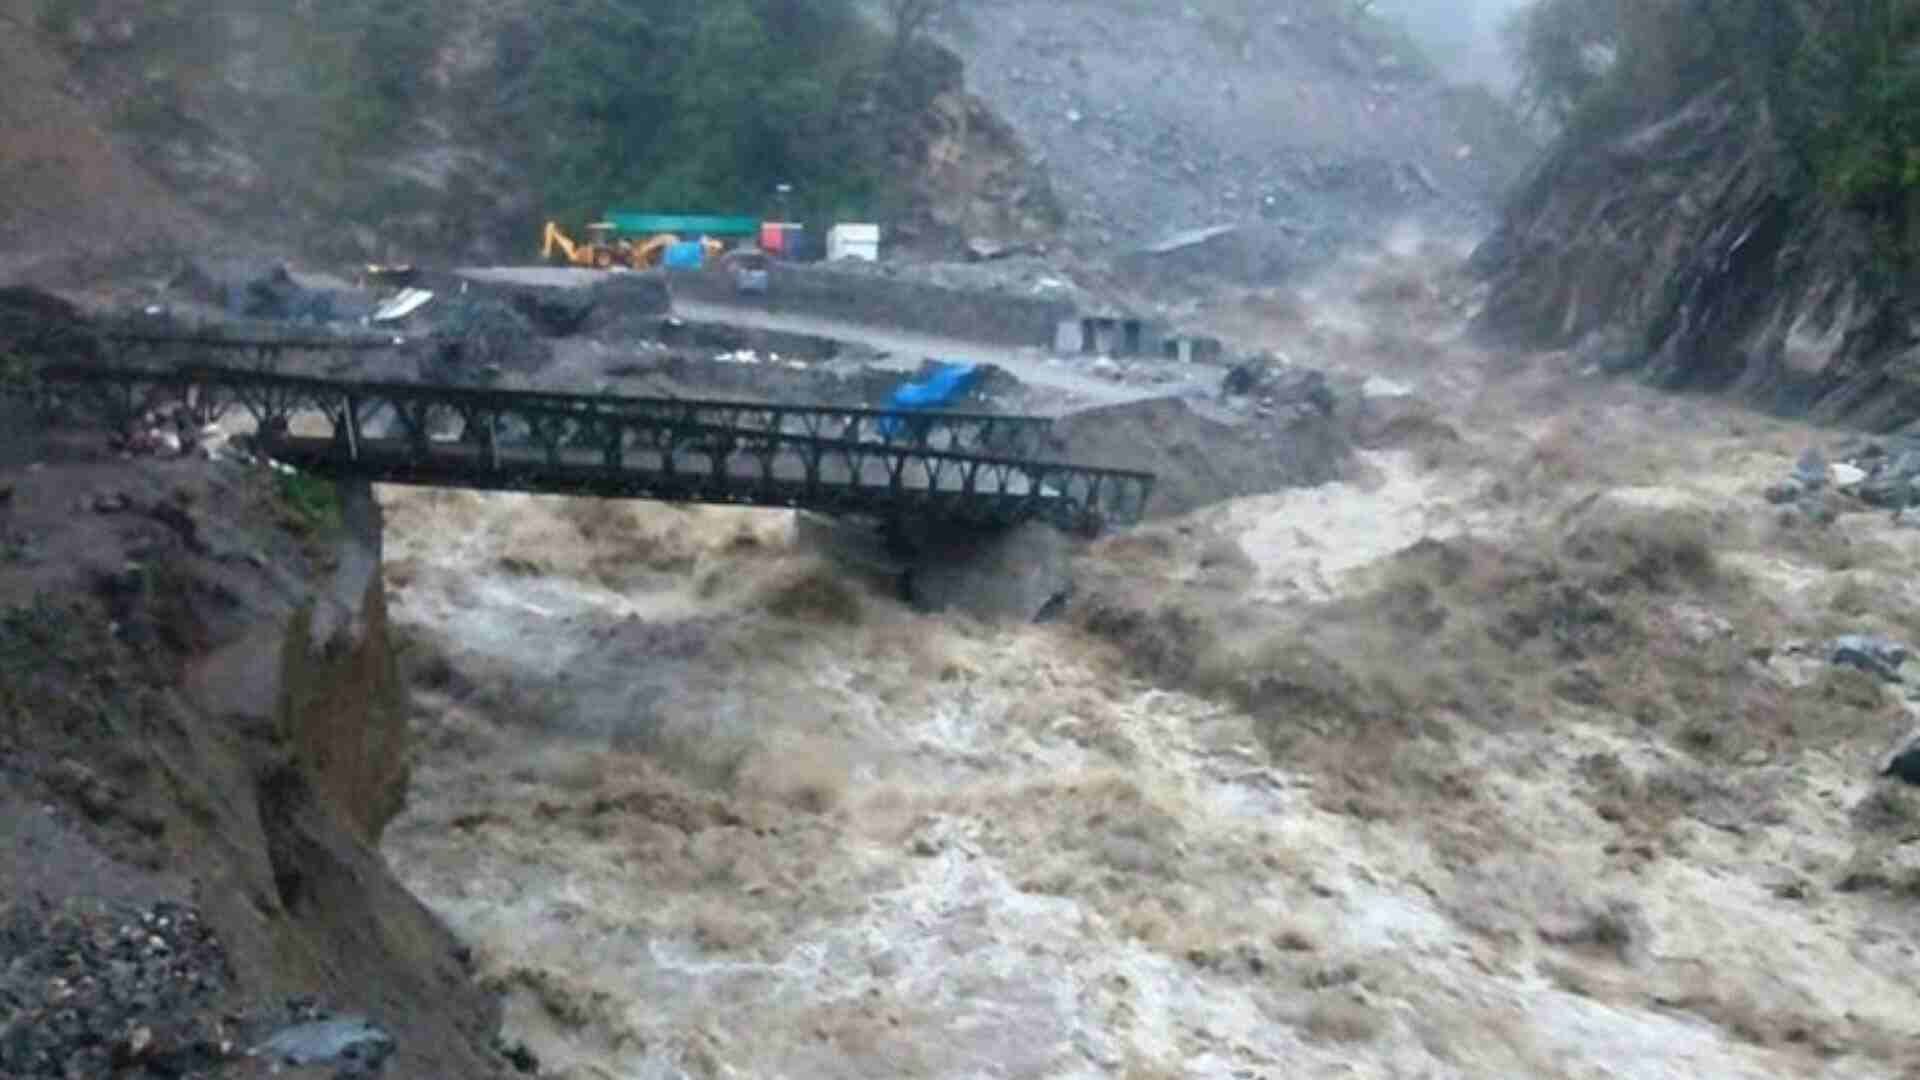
542, 221, 581, 265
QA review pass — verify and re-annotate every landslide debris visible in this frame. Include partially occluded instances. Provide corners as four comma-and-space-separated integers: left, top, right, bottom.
941, 0, 1537, 266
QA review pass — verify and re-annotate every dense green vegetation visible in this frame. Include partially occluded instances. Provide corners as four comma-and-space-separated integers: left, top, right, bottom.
272, 470, 343, 539
1507, 0, 1920, 260
498, 0, 907, 224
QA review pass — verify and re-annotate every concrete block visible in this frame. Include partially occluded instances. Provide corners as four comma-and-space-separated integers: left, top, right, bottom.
794, 513, 1073, 624
902, 520, 1072, 624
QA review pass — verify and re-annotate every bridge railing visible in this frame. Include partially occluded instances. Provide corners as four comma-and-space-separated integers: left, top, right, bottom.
37, 360, 1056, 459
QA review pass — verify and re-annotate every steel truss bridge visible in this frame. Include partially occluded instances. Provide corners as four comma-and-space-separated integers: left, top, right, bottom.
33, 343, 1155, 534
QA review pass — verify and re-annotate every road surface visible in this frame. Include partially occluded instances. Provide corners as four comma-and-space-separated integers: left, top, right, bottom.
453, 265, 1203, 414
670, 298, 1170, 411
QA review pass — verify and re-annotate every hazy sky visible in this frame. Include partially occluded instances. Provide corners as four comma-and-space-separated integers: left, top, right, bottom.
1371, 0, 1533, 93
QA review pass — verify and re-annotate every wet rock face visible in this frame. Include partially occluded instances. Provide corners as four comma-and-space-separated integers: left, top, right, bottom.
1471, 84, 1920, 430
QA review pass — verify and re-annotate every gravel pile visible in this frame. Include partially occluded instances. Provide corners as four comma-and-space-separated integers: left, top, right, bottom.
419, 294, 550, 381
0, 898, 236, 1078
0, 896, 418, 1079
819, 253, 1098, 304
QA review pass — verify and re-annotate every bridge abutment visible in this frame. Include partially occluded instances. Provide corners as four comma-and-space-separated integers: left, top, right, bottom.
901, 519, 1073, 625
798, 513, 1072, 624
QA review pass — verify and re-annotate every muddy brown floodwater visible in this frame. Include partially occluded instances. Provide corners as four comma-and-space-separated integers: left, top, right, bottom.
381, 231, 1920, 1079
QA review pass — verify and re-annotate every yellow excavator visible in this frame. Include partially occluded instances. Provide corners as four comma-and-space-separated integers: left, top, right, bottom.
542, 221, 635, 269
541, 221, 722, 270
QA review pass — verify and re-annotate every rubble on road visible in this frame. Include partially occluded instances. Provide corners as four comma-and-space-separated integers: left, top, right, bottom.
414, 294, 549, 383
169, 260, 376, 324
819, 250, 1099, 307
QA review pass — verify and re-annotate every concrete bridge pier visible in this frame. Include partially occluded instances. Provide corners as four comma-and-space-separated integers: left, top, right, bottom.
795, 513, 1073, 625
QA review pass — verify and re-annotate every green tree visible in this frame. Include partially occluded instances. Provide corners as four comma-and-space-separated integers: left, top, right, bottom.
513, 0, 889, 224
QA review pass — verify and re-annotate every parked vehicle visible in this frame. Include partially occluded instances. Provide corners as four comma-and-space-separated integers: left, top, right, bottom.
724, 246, 772, 295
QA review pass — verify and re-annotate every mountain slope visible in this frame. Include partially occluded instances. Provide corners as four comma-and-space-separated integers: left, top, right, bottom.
0, 1, 232, 284
936, 0, 1537, 263
4, 0, 1061, 276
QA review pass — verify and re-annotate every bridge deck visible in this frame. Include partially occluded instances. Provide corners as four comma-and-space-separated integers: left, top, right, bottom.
270, 436, 1064, 522
33, 356, 1156, 532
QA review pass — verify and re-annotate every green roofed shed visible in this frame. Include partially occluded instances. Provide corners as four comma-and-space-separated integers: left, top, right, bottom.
604, 212, 760, 236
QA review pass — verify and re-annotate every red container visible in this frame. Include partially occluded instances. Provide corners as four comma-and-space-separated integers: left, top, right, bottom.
760, 222, 786, 254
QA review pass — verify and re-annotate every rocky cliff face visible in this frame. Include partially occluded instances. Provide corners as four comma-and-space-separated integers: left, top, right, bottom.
0, 303, 515, 1075
1471, 82, 1920, 432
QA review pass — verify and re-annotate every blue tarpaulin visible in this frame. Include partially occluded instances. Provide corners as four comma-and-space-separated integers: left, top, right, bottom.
662, 241, 707, 269
879, 361, 979, 437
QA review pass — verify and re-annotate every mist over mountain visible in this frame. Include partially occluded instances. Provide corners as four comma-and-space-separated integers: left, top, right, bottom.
1373, 0, 1530, 93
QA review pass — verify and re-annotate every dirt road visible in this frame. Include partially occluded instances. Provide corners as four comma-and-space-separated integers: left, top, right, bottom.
456, 265, 1189, 412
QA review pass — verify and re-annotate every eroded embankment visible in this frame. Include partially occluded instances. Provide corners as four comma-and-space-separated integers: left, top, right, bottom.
0, 386, 517, 1077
